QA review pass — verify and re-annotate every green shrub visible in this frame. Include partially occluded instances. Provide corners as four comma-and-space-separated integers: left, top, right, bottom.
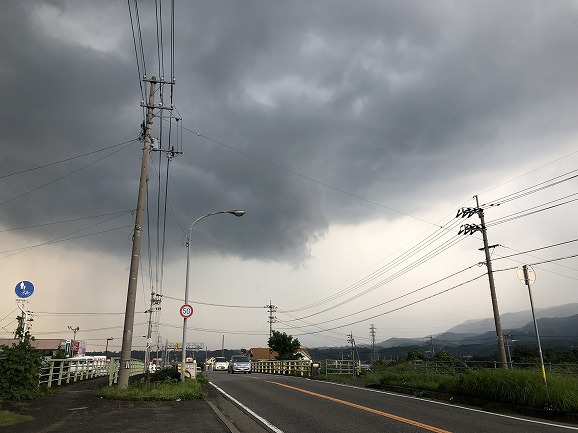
149, 367, 180, 383
0, 331, 44, 400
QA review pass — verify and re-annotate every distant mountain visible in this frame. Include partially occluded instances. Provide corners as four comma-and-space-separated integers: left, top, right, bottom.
375, 304, 578, 350
309, 313, 578, 362
516, 314, 578, 338
445, 303, 578, 334
376, 337, 424, 349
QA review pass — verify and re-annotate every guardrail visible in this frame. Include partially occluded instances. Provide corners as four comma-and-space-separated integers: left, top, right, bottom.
38, 357, 145, 387
251, 360, 312, 376
323, 359, 361, 377
108, 358, 145, 386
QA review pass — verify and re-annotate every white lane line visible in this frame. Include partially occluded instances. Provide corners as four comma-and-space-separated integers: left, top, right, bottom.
209, 382, 285, 433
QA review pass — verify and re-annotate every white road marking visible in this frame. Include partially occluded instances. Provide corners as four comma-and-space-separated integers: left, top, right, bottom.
209, 381, 285, 433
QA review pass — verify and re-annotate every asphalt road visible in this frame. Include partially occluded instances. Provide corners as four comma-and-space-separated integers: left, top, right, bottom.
207, 371, 578, 433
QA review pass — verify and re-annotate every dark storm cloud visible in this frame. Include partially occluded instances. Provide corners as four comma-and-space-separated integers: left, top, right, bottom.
1, 1, 578, 264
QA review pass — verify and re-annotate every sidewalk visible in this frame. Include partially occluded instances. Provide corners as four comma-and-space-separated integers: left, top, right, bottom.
2, 378, 234, 433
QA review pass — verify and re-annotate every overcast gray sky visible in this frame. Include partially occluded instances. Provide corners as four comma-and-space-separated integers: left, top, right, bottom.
1, 1, 577, 355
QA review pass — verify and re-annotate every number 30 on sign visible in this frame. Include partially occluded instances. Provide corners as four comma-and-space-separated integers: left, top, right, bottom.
180, 304, 194, 318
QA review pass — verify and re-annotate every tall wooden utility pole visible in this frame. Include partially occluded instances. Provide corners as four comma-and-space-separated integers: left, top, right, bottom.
118, 77, 157, 388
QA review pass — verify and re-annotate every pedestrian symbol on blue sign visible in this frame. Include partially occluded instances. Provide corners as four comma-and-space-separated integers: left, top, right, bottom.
15, 281, 34, 298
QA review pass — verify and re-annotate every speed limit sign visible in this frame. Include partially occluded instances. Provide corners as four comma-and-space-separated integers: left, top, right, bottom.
180, 304, 194, 318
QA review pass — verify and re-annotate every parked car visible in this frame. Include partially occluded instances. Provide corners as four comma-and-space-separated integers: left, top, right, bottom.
228, 355, 251, 374
214, 357, 229, 371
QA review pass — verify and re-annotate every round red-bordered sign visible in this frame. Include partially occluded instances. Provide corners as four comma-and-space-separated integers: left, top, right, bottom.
180, 304, 194, 318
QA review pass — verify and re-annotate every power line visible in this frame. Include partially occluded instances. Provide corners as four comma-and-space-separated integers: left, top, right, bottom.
168, 120, 437, 226
0, 140, 137, 207
0, 224, 132, 258
493, 253, 578, 273
290, 274, 486, 336
161, 294, 263, 309
157, 322, 268, 336
488, 193, 578, 227
493, 238, 578, 262
0, 139, 139, 180
281, 263, 480, 328
0, 210, 134, 234
33, 311, 136, 316
482, 167, 578, 207
280, 214, 466, 315
281, 233, 467, 321
480, 149, 578, 196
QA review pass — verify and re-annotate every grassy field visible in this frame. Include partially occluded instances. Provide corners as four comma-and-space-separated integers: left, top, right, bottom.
0, 409, 33, 426
323, 361, 578, 416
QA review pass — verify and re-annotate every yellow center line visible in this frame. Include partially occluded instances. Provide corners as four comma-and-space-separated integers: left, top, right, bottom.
267, 381, 452, 433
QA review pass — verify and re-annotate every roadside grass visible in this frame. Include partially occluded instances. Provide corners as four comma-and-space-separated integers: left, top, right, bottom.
0, 409, 33, 426
94, 372, 208, 401
447, 369, 578, 413
323, 362, 578, 415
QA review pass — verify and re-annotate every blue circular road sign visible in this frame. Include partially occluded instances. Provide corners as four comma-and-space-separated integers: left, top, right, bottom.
15, 281, 34, 298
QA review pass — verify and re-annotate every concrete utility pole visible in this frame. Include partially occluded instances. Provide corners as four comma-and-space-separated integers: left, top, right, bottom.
144, 292, 162, 372
347, 333, 357, 379
265, 301, 277, 360
118, 77, 157, 389
457, 196, 508, 369
265, 301, 277, 338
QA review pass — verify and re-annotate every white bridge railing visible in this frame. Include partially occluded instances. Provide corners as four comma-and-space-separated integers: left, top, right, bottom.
251, 359, 313, 376
38, 357, 145, 387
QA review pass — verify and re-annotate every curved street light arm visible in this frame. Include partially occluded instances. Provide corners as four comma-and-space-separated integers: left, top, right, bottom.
181, 209, 245, 381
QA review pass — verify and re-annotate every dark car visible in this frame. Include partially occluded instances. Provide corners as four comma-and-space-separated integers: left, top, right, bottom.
228, 355, 251, 374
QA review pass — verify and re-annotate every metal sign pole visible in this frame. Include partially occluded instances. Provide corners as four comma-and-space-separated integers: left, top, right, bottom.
521, 265, 548, 399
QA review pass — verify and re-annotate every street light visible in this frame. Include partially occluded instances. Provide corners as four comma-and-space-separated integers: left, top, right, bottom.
68, 326, 80, 357
181, 210, 245, 381
518, 264, 548, 397
68, 325, 79, 340
105, 337, 114, 359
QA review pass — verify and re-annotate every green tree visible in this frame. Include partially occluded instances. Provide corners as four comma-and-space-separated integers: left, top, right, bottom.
0, 323, 44, 400
406, 347, 425, 361
268, 330, 301, 360
433, 349, 458, 362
